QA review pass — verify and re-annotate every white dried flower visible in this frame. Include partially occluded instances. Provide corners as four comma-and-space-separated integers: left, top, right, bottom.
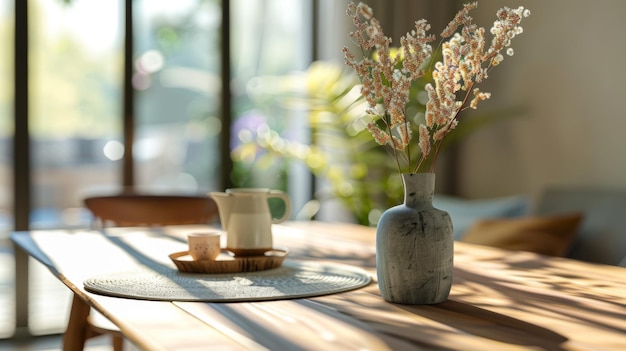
344, 1, 529, 173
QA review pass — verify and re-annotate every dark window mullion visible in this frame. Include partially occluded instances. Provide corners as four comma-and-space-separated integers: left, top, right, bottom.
13, 0, 31, 335
123, 0, 134, 187
220, 0, 232, 190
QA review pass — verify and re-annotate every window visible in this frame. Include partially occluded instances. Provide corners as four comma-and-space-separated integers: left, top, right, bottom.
30, 0, 123, 230
230, 0, 313, 212
134, 0, 222, 192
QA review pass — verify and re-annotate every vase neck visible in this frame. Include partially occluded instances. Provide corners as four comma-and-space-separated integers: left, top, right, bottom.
402, 173, 435, 206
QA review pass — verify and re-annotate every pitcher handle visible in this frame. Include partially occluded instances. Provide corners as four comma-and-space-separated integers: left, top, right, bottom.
268, 190, 291, 223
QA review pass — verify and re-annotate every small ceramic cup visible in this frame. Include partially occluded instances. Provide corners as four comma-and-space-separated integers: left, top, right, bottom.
188, 232, 221, 261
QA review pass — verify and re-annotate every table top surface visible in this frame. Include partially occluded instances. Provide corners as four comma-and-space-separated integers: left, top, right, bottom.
11, 221, 626, 351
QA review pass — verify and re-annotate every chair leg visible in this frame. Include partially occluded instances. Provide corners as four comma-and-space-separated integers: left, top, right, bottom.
63, 294, 90, 351
112, 333, 124, 351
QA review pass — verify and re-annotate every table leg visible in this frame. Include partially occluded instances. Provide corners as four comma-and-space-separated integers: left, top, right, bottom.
13, 244, 30, 337
63, 294, 90, 351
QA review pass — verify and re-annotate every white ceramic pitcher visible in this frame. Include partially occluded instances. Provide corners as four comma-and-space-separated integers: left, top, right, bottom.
209, 188, 291, 256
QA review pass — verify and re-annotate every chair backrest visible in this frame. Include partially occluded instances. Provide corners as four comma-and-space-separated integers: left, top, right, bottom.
84, 194, 219, 227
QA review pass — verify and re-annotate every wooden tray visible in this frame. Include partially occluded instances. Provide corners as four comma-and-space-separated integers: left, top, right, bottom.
169, 248, 288, 274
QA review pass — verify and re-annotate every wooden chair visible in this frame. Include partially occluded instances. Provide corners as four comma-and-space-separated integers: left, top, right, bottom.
84, 194, 219, 228
66, 193, 219, 351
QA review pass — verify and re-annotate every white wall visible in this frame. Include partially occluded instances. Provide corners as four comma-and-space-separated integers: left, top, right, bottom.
458, 0, 626, 202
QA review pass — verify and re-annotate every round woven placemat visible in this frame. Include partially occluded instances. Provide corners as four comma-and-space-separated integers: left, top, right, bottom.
83, 260, 372, 302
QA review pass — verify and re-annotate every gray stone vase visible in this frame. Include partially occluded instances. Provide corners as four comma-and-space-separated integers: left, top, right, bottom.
376, 173, 454, 304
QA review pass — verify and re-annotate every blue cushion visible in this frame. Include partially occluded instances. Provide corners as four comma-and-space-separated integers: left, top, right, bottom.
433, 195, 531, 240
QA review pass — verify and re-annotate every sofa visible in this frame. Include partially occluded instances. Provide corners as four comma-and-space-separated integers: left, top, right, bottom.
435, 186, 626, 267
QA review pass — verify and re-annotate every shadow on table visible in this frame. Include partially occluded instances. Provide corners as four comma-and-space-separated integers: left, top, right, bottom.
315, 284, 570, 351
399, 300, 568, 350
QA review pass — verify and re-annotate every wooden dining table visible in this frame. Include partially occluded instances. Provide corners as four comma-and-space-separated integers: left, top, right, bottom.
10, 221, 626, 351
